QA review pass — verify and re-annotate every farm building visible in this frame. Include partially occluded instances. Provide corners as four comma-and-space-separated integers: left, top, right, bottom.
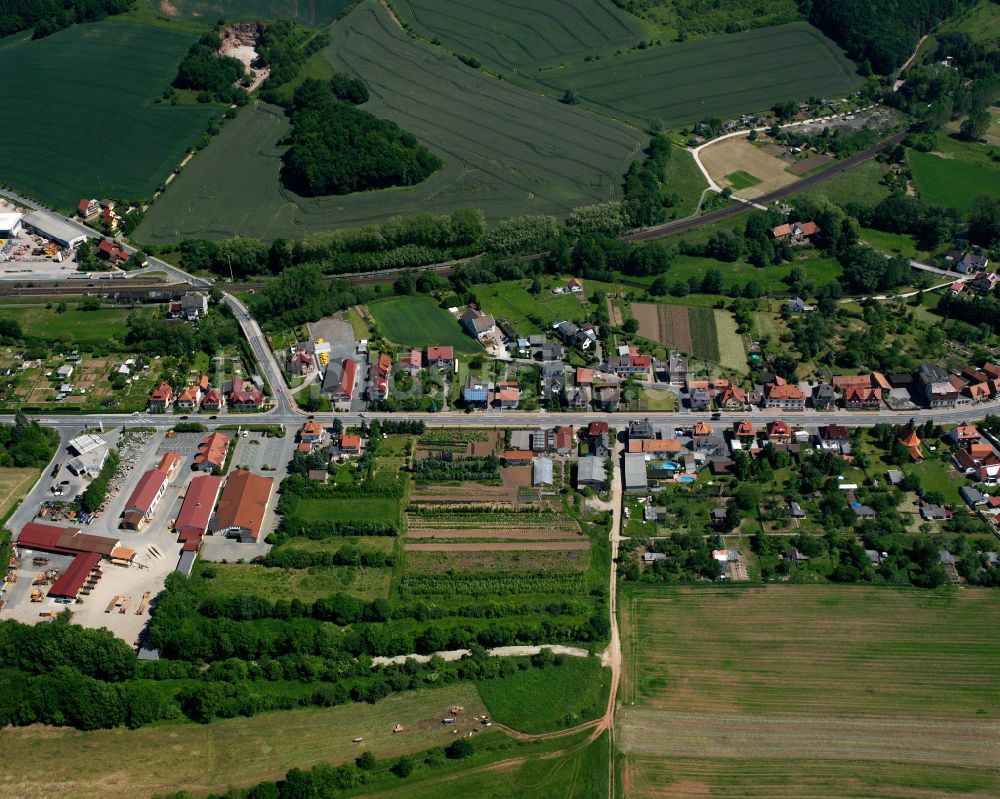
532, 457, 554, 487
121, 468, 169, 530
212, 469, 274, 542
0, 212, 23, 238
22, 209, 87, 249
174, 474, 223, 544
577, 456, 606, 489
623, 453, 648, 493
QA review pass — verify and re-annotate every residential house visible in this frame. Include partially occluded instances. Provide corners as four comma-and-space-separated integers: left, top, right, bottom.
540, 361, 566, 404
576, 368, 594, 387
710, 507, 729, 528
764, 383, 805, 410
97, 238, 128, 266
844, 386, 881, 410
766, 420, 792, 444
644, 505, 667, 522
586, 421, 610, 456
897, 424, 924, 461
426, 346, 453, 369
339, 434, 361, 455
920, 504, 950, 521
689, 388, 710, 411
286, 346, 315, 377
202, 387, 225, 412
629, 419, 655, 439
717, 385, 748, 410
917, 363, 959, 408
497, 387, 520, 409
606, 354, 652, 376
577, 456, 606, 489
817, 424, 850, 452
732, 420, 756, 441
566, 277, 584, 293
785, 297, 816, 313
463, 376, 489, 405
298, 420, 325, 444
148, 382, 174, 413
950, 280, 965, 295
323, 358, 359, 402
552, 426, 575, 455
971, 272, 1000, 294
770, 220, 820, 244
175, 385, 202, 411
77, 198, 100, 219
951, 425, 981, 446
957, 252, 989, 274
595, 386, 620, 411
960, 485, 988, 507
369, 352, 391, 401
565, 386, 588, 409
229, 377, 263, 410
536, 342, 565, 361
399, 349, 422, 374
460, 307, 495, 339
179, 292, 208, 320
812, 383, 836, 409
667, 352, 687, 385
194, 432, 230, 473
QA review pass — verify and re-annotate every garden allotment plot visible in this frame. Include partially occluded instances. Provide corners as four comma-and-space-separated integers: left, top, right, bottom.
0, 22, 220, 211
537, 22, 860, 128
136, 0, 643, 243
619, 586, 1000, 798
392, 0, 641, 72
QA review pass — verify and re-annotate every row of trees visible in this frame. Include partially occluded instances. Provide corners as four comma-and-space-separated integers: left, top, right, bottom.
0, 0, 132, 39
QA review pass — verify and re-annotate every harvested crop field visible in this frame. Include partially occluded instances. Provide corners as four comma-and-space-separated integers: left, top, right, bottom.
618, 585, 1000, 798
535, 22, 859, 128
787, 153, 833, 174
136, 0, 644, 243
405, 541, 590, 551
409, 483, 520, 506
1, 21, 221, 211
701, 138, 798, 198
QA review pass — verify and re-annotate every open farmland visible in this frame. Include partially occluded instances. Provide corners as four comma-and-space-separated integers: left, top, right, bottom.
135, 0, 644, 243
154, 0, 355, 25
0, 686, 487, 799
536, 22, 859, 128
618, 585, 1000, 798
392, 0, 640, 72
0, 21, 220, 211
367, 296, 479, 353
701, 138, 798, 198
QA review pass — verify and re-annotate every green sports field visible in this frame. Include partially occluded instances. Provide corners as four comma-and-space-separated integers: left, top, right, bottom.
393, 0, 640, 72
135, 0, 644, 243
151, 0, 355, 25
367, 296, 479, 352
536, 22, 860, 128
0, 22, 220, 211
619, 585, 1000, 798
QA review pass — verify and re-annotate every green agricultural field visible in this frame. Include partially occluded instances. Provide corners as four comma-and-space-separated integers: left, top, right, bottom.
0, 21, 221, 211
135, 0, 644, 243
149, 0, 355, 25
908, 137, 1000, 216
0, 307, 135, 348
289, 496, 402, 526
619, 585, 1000, 799
392, 0, 641, 72
474, 281, 588, 334
535, 22, 860, 128
367, 296, 480, 352
478, 657, 610, 734
725, 170, 762, 190
0, 686, 487, 799
191, 560, 392, 601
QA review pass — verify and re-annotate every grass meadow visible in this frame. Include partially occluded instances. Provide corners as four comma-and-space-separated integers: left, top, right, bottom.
367, 296, 480, 352
908, 135, 1000, 216
191, 560, 392, 602
393, 0, 640, 72
137, 0, 644, 243
478, 656, 610, 734
0, 306, 137, 348
289, 496, 402, 526
618, 585, 1000, 798
535, 22, 860, 128
0, 21, 220, 211
0, 686, 488, 799
474, 281, 587, 334
0, 467, 43, 521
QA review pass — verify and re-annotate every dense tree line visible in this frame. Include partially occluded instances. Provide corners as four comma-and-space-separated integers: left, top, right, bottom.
938, 292, 1000, 335
282, 78, 442, 196
807, 0, 967, 74
173, 32, 246, 101
124, 305, 243, 357
257, 20, 331, 98
0, 413, 59, 468
623, 136, 679, 227
0, 0, 132, 39
248, 263, 378, 330
860, 193, 961, 249
260, 544, 393, 569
